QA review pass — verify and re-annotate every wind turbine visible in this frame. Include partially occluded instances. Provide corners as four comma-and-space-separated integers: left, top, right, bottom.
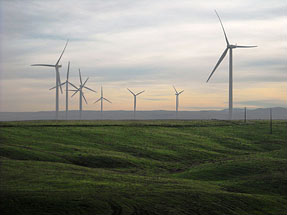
71, 69, 96, 119
173, 86, 184, 119
206, 10, 257, 120
31, 40, 69, 119
94, 86, 112, 114
49, 62, 78, 119
127, 88, 145, 119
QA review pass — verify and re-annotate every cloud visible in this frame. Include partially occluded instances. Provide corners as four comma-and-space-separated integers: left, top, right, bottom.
234, 99, 285, 108
0, 0, 286, 111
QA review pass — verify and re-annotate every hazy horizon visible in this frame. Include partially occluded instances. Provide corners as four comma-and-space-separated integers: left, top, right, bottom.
0, 106, 286, 113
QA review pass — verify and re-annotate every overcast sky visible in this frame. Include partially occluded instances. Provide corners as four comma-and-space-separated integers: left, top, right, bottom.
0, 0, 286, 112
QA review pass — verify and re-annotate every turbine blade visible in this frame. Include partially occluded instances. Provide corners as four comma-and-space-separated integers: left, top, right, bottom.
136, 90, 145, 96
83, 86, 96, 93
58, 76, 63, 94
82, 77, 89, 87
49, 82, 65, 90
103, 98, 112, 103
56, 39, 69, 65
215, 10, 229, 45
56, 69, 63, 94
49, 86, 57, 91
235, 45, 258, 48
67, 61, 70, 80
71, 89, 80, 97
206, 47, 228, 83
79, 69, 82, 85
31, 64, 55, 67
68, 82, 78, 89
82, 92, 88, 104
127, 88, 135, 96
173, 85, 178, 94
179, 90, 184, 94
94, 98, 101, 104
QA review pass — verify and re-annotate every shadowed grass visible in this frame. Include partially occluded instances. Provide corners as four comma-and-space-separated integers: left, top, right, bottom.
0, 120, 286, 215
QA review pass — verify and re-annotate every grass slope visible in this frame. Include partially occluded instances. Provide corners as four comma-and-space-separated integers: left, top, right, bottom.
0, 120, 286, 215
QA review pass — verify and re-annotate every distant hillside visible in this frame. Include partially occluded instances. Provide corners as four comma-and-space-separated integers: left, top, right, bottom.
0, 107, 286, 121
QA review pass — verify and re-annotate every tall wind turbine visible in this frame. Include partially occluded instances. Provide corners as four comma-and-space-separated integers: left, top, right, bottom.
94, 86, 112, 113
31, 40, 69, 119
127, 88, 145, 119
173, 86, 184, 119
49, 62, 78, 119
206, 11, 257, 120
71, 69, 96, 119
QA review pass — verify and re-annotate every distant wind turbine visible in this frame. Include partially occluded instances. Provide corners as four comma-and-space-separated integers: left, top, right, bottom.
206, 10, 257, 120
127, 88, 145, 119
94, 86, 112, 113
71, 69, 96, 119
173, 86, 184, 119
31, 40, 69, 119
50, 62, 78, 119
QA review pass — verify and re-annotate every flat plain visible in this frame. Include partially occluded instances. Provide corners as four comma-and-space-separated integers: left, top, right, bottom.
0, 120, 286, 215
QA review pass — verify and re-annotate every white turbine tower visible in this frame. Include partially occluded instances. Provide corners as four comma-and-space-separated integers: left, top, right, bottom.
50, 62, 78, 119
71, 69, 96, 119
127, 88, 145, 119
173, 86, 184, 119
94, 86, 112, 114
31, 40, 69, 119
206, 10, 257, 120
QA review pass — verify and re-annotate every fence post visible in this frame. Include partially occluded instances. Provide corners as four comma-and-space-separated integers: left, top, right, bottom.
270, 108, 272, 134
244, 107, 247, 123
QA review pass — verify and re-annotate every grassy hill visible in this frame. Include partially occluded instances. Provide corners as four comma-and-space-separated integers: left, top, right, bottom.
0, 120, 286, 215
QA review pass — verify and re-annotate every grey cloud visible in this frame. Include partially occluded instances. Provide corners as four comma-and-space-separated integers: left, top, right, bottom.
234, 99, 285, 108
1, 0, 284, 42
239, 58, 285, 69
220, 5, 285, 21
0, 0, 285, 111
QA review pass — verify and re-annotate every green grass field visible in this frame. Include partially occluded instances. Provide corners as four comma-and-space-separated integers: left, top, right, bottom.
0, 120, 286, 215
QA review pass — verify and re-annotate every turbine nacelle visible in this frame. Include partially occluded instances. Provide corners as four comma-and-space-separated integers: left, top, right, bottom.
206, 11, 257, 83
227, 44, 257, 49
31, 40, 69, 96
127, 88, 145, 97
228, 44, 237, 49
127, 88, 144, 118
207, 10, 257, 120
71, 70, 96, 106
94, 86, 112, 113
173, 85, 184, 96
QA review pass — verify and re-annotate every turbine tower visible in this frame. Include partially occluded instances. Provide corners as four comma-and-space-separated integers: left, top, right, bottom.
71, 69, 96, 119
173, 86, 184, 119
206, 11, 257, 120
94, 86, 112, 113
49, 62, 78, 119
127, 88, 145, 119
31, 40, 69, 119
